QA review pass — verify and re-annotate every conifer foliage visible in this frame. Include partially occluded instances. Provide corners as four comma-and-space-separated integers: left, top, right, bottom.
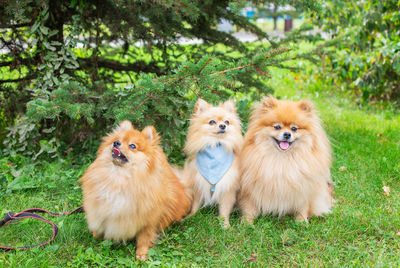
0, 0, 320, 160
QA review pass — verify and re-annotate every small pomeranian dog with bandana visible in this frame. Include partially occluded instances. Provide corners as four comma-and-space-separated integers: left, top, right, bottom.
180, 98, 243, 228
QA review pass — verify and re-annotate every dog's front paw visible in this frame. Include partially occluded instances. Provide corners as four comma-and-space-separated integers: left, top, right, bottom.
136, 254, 147, 261
241, 216, 254, 225
295, 214, 309, 223
222, 220, 230, 229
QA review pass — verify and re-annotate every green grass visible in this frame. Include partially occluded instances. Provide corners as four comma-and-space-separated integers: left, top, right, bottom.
1, 64, 399, 266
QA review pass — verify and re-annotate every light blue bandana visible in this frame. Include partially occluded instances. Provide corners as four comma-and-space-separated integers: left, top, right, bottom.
196, 144, 234, 192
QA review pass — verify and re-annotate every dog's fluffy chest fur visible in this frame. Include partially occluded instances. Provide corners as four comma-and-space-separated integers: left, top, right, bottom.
83, 165, 162, 241
95, 169, 139, 215
242, 147, 327, 216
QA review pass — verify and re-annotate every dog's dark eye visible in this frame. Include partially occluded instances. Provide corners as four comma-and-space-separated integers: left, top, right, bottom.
291, 126, 298, 132
224, 120, 230, 125
129, 144, 136, 150
274, 125, 281, 130
209, 120, 216, 125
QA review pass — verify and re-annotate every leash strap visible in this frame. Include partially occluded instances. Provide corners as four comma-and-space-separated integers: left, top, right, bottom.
0, 206, 83, 250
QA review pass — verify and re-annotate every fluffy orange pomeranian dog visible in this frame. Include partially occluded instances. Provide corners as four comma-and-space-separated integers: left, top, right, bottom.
238, 96, 333, 223
80, 121, 190, 260
182, 99, 243, 228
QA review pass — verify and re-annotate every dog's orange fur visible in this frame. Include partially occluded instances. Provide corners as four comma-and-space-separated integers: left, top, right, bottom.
80, 121, 190, 260
238, 96, 333, 223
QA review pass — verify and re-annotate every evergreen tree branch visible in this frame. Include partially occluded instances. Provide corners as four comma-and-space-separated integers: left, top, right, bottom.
223, 8, 278, 47
213, 63, 253, 75
198, 57, 213, 74
78, 57, 163, 75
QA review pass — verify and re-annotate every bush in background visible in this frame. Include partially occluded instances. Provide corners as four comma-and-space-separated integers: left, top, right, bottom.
312, 0, 400, 104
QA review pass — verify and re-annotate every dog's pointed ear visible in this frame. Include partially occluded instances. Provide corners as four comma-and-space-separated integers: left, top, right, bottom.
142, 126, 160, 143
298, 100, 313, 113
261, 95, 277, 110
194, 98, 210, 114
221, 100, 236, 113
115, 120, 133, 132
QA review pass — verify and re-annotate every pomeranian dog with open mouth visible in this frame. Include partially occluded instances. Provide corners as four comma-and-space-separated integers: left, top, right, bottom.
238, 96, 333, 223
182, 98, 243, 228
80, 121, 190, 260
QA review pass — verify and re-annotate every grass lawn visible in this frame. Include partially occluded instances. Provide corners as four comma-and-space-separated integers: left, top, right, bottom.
0, 60, 399, 266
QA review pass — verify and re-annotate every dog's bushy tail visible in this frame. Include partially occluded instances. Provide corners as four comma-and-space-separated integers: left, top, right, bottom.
172, 165, 194, 214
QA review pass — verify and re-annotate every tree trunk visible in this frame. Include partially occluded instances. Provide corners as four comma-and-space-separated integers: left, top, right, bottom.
273, 4, 278, 31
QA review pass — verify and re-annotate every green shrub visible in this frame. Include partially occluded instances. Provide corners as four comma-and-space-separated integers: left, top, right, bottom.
312, 0, 400, 104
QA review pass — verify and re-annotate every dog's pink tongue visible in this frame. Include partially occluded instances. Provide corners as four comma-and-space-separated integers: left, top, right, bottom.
113, 148, 121, 156
279, 141, 290, 150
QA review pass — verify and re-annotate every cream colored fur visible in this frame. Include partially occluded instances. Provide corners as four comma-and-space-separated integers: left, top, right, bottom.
181, 99, 243, 228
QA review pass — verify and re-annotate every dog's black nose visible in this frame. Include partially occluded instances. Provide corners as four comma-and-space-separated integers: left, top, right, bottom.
113, 140, 121, 147
283, 132, 291, 140
219, 124, 226, 130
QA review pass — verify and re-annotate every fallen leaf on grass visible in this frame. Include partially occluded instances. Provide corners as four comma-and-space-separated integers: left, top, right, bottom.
378, 138, 388, 143
382, 186, 390, 196
243, 253, 257, 264
339, 166, 346, 171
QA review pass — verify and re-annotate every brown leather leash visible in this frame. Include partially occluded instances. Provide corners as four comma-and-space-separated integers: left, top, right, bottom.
0, 206, 83, 250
